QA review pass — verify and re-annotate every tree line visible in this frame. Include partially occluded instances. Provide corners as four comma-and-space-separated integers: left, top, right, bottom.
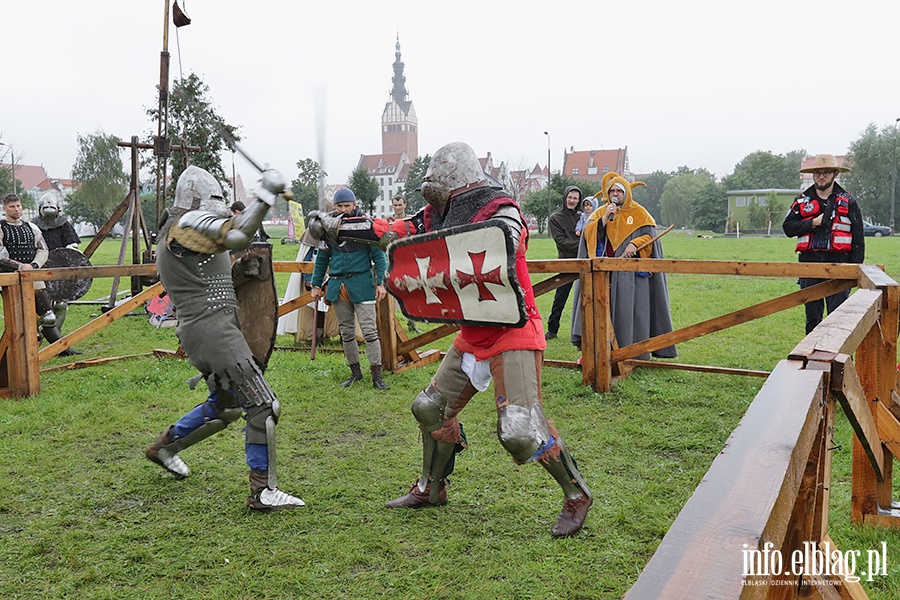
55, 71, 900, 235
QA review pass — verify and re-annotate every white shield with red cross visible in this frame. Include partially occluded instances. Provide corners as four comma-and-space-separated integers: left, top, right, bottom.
386, 221, 528, 328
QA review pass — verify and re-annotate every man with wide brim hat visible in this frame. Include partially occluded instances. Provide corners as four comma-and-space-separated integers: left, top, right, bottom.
799, 153, 851, 173
783, 153, 864, 334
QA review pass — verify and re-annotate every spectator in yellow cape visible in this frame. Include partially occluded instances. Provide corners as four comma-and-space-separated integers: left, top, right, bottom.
570, 172, 677, 359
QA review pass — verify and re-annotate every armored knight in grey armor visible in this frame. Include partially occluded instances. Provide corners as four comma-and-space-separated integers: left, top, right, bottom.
145, 165, 303, 511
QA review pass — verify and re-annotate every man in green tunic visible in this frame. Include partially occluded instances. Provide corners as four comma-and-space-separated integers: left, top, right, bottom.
310, 188, 390, 390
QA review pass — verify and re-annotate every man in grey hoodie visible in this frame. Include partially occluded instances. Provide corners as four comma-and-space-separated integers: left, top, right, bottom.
545, 185, 582, 339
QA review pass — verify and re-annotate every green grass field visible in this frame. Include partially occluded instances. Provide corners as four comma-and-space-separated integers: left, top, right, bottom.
1, 229, 900, 599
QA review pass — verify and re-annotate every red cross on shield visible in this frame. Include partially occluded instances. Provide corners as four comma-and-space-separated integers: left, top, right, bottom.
385, 221, 528, 327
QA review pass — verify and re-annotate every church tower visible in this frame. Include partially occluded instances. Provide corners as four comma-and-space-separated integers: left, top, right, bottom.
381, 35, 418, 160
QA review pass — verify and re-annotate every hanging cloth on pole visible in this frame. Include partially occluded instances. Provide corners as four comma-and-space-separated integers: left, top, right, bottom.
173, 1, 192, 27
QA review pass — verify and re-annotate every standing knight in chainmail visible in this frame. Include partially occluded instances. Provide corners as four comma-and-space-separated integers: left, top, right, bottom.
145, 165, 303, 511
33, 193, 83, 353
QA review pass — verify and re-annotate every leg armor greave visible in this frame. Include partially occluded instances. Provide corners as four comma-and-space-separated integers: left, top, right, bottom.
411, 385, 459, 503
168, 405, 243, 454
52, 300, 68, 330
246, 399, 280, 489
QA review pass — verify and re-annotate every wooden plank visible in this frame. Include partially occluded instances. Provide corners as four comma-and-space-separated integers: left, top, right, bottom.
272, 261, 314, 274
789, 290, 882, 362
393, 348, 442, 374
624, 361, 824, 599
531, 273, 578, 299
850, 328, 881, 523
593, 270, 612, 392
19, 280, 41, 396
40, 353, 157, 372
591, 257, 861, 279
397, 323, 459, 356
525, 258, 589, 274
377, 295, 398, 372
82, 194, 130, 258
822, 534, 871, 600
580, 271, 595, 388
277, 291, 314, 318
20, 263, 158, 282
831, 355, 884, 482
611, 279, 851, 363
38, 281, 163, 363
625, 359, 769, 378
876, 284, 899, 507
856, 263, 896, 289
815, 399, 835, 543
875, 402, 900, 458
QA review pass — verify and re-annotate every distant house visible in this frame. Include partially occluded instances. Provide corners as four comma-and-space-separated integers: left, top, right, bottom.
562, 147, 629, 182
356, 151, 412, 216
727, 188, 800, 231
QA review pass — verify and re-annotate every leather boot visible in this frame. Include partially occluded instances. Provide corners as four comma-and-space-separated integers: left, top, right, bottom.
551, 494, 593, 538
371, 365, 390, 390
247, 470, 304, 511
144, 426, 190, 478
341, 362, 363, 388
385, 480, 447, 508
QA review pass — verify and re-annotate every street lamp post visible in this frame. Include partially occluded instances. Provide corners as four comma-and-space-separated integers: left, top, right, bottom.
544, 131, 551, 231
0, 142, 15, 195
892, 118, 899, 231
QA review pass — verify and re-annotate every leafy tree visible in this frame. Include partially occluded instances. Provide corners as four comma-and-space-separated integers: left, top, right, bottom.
721, 150, 804, 191
745, 199, 767, 229
401, 155, 430, 213
843, 123, 896, 226
632, 170, 671, 221
348, 167, 380, 216
660, 172, 715, 228
145, 72, 240, 199
67, 131, 128, 232
691, 181, 728, 232
290, 158, 323, 215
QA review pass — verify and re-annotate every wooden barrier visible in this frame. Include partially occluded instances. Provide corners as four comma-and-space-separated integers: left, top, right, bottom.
3, 256, 900, 598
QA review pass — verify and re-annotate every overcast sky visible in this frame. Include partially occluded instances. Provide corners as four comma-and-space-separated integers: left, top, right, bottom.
4, 1, 900, 194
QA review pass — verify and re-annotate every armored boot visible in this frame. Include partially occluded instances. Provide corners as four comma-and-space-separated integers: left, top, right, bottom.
371, 365, 390, 390
386, 479, 448, 508
144, 426, 190, 479
42, 325, 81, 356
247, 470, 305, 511
341, 362, 363, 388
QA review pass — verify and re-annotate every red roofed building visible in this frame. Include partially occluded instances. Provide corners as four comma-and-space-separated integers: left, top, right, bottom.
562, 147, 630, 182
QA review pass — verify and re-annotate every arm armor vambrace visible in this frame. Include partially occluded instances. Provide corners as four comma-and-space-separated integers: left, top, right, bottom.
227, 200, 272, 248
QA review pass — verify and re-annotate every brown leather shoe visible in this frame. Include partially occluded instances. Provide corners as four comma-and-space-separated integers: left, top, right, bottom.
385, 482, 447, 508
551, 494, 592, 538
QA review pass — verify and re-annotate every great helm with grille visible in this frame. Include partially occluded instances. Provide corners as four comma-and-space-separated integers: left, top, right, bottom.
420, 142, 487, 212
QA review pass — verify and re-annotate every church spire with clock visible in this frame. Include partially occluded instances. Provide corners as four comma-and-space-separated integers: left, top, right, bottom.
381, 34, 418, 160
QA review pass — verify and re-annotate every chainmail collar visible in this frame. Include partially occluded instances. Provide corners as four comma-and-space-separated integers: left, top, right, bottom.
34, 214, 69, 231
434, 187, 507, 230
158, 206, 189, 242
